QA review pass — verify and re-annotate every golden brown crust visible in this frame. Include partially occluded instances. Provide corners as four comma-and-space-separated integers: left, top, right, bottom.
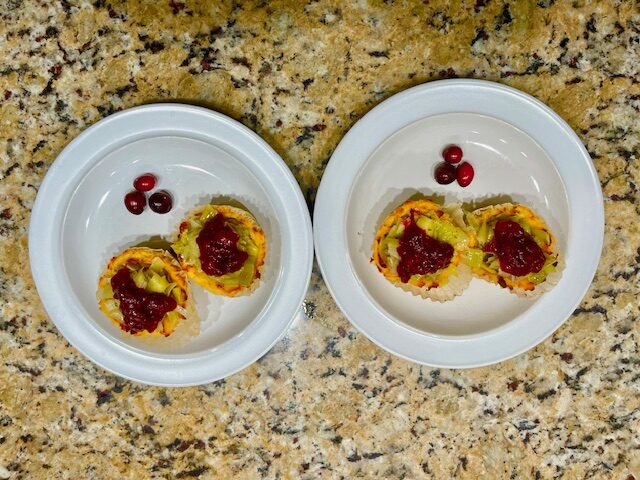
96, 247, 194, 337
172, 204, 266, 297
466, 203, 560, 295
372, 199, 471, 301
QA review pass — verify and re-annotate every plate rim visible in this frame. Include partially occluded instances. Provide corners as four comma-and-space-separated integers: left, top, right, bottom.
313, 79, 604, 368
29, 103, 314, 386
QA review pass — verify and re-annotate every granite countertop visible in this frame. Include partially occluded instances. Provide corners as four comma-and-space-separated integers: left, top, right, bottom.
1, 1, 639, 478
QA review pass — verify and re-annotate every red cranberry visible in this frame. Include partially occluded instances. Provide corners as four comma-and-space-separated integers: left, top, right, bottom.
442, 145, 463, 164
133, 173, 157, 192
124, 191, 146, 215
457, 161, 474, 187
149, 190, 173, 214
434, 162, 456, 185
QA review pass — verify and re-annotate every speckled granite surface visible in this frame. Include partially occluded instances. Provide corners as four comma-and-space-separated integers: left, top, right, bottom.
1, 1, 639, 478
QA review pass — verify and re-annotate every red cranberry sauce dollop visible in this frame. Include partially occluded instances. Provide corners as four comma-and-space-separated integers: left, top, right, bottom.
396, 212, 454, 283
111, 267, 177, 334
482, 220, 545, 276
196, 214, 248, 277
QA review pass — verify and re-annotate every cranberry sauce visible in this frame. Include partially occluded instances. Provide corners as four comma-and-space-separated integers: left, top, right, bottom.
482, 220, 545, 276
111, 267, 177, 334
396, 213, 454, 283
196, 214, 248, 277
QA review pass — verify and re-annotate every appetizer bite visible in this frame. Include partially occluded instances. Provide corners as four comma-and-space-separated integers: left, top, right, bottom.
372, 198, 472, 302
172, 204, 266, 296
97, 247, 197, 337
462, 203, 561, 296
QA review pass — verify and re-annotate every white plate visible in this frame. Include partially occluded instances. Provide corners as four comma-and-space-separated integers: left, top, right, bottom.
29, 104, 313, 386
314, 79, 604, 368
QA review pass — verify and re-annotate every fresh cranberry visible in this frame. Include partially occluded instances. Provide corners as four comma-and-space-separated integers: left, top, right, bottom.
124, 191, 146, 215
149, 190, 173, 214
133, 173, 157, 192
456, 161, 474, 187
442, 145, 463, 164
434, 162, 456, 185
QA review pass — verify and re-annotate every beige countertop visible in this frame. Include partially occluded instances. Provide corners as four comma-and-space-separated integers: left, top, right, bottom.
0, 1, 639, 478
